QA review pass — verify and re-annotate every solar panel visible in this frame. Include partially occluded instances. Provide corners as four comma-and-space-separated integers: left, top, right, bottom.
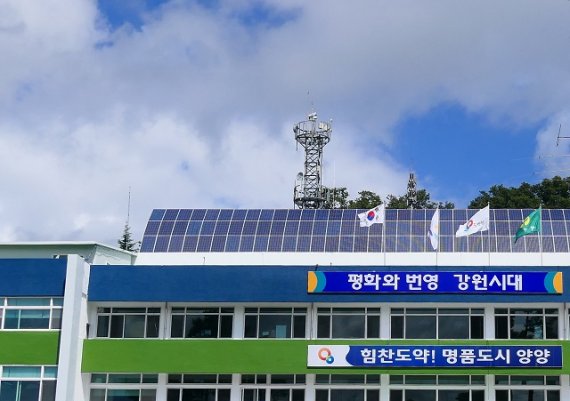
140, 208, 570, 253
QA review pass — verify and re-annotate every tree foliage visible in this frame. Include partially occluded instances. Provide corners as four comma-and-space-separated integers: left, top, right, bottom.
386, 189, 454, 209
118, 222, 138, 252
347, 190, 384, 209
468, 176, 570, 209
322, 187, 453, 209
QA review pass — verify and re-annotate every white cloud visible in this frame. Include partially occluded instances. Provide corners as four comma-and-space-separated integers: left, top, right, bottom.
1, 0, 570, 243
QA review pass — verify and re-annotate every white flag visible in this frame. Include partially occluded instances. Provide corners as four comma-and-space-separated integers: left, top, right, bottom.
428, 208, 440, 250
358, 204, 385, 227
455, 205, 490, 237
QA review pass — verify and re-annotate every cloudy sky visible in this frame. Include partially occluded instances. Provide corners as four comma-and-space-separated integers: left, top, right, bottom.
1, 0, 570, 245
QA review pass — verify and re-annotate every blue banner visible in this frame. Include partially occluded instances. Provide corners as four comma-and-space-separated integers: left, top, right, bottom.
307, 345, 563, 368
308, 271, 563, 294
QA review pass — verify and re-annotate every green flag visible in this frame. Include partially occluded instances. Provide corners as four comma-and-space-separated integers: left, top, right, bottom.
514, 207, 542, 243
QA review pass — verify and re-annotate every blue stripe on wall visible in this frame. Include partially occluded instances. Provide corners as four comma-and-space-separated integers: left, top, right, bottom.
89, 265, 570, 303
0, 258, 67, 296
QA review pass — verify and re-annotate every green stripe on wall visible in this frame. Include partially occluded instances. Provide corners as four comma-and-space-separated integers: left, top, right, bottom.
83, 339, 570, 375
0, 331, 60, 365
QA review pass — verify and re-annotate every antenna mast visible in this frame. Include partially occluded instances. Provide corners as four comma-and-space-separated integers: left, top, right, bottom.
293, 112, 332, 209
406, 173, 417, 209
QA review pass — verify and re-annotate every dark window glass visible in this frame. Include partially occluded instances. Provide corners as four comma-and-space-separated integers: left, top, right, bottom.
406, 316, 436, 339
330, 389, 364, 401
438, 390, 469, 401
20, 310, 50, 329
219, 389, 231, 401
495, 316, 508, 339
171, 315, 184, 338
471, 316, 484, 339
41, 381, 57, 401
292, 390, 304, 401
496, 390, 509, 401
389, 390, 403, 401
293, 315, 306, 338
0, 381, 41, 401
270, 389, 290, 401
547, 390, 560, 401
186, 315, 219, 338
50, 309, 62, 330
146, 315, 160, 338
317, 316, 331, 338
259, 315, 291, 338
316, 390, 329, 401
167, 389, 180, 401
110, 315, 124, 338
405, 389, 436, 401
97, 315, 109, 337
511, 315, 543, 339
472, 390, 485, 401
332, 315, 365, 338
511, 390, 544, 401
220, 315, 233, 338
391, 316, 404, 339
244, 316, 257, 338
546, 317, 558, 338
367, 316, 380, 338
124, 315, 146, 338
439, 315, 469, 339
181, 389, 216, 401
366, 390, 379, 401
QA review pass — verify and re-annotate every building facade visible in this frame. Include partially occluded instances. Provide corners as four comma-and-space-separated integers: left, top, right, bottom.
2, 209, 570, 401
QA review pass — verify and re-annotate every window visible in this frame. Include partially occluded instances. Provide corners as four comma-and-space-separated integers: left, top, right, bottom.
90, 374, 158, 401
0, 366, 57, 401
167, 374, 232, 401
96, 308, 160, 338
391, 308, 484, 339
389, 375, 486, 401
241, 375, 305, 401
170, 307, 233, 338
244, 308, 306, 339
495, 308, 558, 339
315, 375, 380, 401
389, 389, 484, 401
495, 375, 560, 401
1, 298, 63, 330
317, 308, 380, 338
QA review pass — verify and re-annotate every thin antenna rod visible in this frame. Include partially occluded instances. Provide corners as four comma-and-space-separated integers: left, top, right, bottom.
556, 124, 570, 147
127, 186, 131, 225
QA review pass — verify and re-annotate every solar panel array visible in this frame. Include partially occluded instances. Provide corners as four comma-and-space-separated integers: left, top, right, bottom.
140, 209, 570, 253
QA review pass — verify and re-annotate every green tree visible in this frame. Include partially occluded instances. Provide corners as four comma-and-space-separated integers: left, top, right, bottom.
386, 189, 454, 209
535, 176, 570, 208
118, 222, 138, 252
348, 190, 383, 209
468, 176, 570, 209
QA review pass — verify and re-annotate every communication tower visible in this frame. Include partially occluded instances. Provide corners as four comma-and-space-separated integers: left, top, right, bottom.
293, 112, 332, 209
406, 173, 417, 209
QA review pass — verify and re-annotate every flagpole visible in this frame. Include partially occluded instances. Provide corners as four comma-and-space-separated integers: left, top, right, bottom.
487, 203, 491, 267
382, 214, 386, 266
539, 205, 543, 266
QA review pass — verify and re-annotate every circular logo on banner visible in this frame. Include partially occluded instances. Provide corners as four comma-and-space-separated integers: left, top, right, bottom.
317, 348, 335, 364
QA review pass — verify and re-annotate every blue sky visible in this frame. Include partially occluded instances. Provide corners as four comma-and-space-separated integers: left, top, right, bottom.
1, 0, 570, 243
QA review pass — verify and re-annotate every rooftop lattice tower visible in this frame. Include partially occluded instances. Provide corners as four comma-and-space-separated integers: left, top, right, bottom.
293, 112, 332, 209
406, 172, 417, 209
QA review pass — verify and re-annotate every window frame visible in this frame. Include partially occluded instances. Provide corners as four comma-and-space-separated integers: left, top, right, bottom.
170, 307, 234, 339
390, 307, 484, 340
96, 307, 161, 339
316, 307, 381, 339
495, 308, 559, 340
0, 297, 63, 331
243, 307, 307, 339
